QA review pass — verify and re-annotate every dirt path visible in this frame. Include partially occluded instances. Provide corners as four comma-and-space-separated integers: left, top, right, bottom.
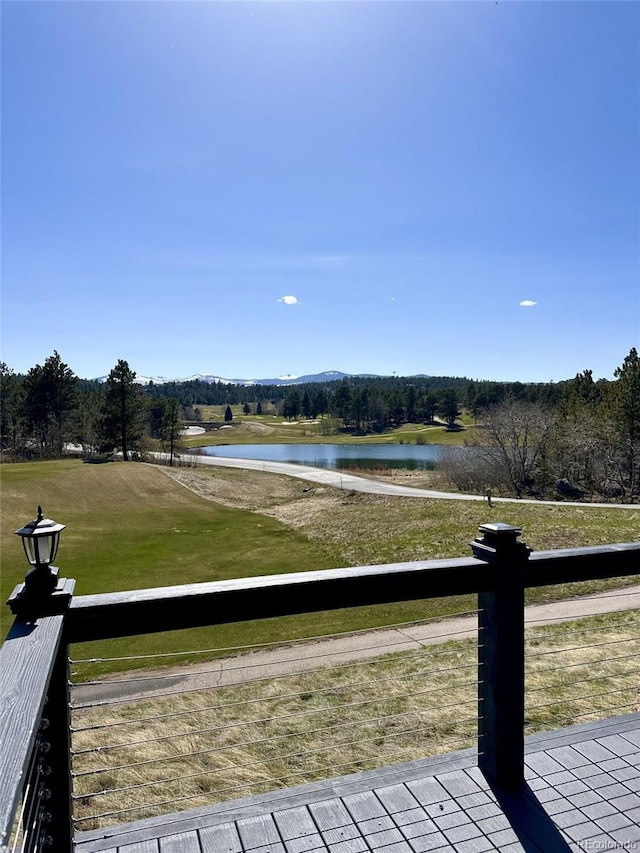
72, 584, 640, 707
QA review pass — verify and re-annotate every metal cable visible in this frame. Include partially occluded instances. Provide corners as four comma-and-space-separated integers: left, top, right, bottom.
73, 703, 478, 778
527, 683, 636, 712
20, 768, 45, 853
20, 810, 39, 853
70, 610, 481, 665
9, 771, 32, 853
525, 649, 640, 675
10, 739, 43, 853
527, 627, 640, 643
71, 688, 478, 755
525, 700, 637, 730
71, 623, 479, 690
525, 622, 640, 639
526, 666, 640, 694
74, 718, 477, 800
525, 635, 640, 659
72, 731, 474, 825
525, 612, 639, 630
71, 660, 477, 730
72, 650, 475, 710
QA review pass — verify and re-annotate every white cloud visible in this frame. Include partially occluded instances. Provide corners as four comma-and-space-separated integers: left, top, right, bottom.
519, 300, 537, 307
278, 295, 299, 305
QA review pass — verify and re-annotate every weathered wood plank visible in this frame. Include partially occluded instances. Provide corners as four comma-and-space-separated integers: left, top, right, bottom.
0, 614, 65, 849
308, 798, 354, 831
118, 841, 159, 853
374, 784, 421, 814
525, 542, 640, 587
236, 813, 281, 849
67, 557, 485, 643
272, 806, 317, 840
159, 830, 200, 852
198, 822, 243, 853
341, 791, 387, 822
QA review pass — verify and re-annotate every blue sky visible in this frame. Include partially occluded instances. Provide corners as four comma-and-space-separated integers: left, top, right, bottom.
2, 1, 638, 383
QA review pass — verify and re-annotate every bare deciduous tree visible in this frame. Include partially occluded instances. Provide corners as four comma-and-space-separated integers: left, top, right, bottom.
470, 399, 554, 498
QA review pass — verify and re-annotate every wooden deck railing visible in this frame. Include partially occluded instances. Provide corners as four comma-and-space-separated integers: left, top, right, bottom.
1, 522, 639, 852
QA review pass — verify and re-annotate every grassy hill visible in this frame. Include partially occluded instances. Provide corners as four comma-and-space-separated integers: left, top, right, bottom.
2, 459, 638, 675
1, 460, 340, 648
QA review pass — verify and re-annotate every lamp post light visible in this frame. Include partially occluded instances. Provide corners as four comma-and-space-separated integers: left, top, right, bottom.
9, 506, 73, 618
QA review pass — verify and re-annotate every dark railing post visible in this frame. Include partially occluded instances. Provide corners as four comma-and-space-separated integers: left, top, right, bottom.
6, 575, 75, 852
472, 522, 531, 788
39, 635, 74, 851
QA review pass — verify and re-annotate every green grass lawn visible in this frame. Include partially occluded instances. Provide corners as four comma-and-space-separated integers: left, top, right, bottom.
0, 460, 340, 641
2, 459, 638, 676
181, 416, 473, 447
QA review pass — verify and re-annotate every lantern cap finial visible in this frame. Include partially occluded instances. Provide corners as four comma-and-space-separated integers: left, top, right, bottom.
14, 507, 66, 539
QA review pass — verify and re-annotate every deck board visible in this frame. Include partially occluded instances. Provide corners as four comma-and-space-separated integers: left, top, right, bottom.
76, 713, 640, 853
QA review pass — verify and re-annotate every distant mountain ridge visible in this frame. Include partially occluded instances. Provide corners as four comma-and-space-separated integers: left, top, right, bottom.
93, 370, 407, 386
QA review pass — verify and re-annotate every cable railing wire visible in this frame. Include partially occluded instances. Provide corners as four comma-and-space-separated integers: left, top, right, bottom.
8, 736, 46, 853
525, 620, 640, 637
72, 688, 478, 755
524, 604, 638, 630
525, 649, 640, 675
70, 621, 480, 695
525, 623, 640, 643
70, 605, 640, 829
71, 660, 478, 731
72, 730, 475, 826
73, 703, 479, 779
8, 764, 38, 853
74, 715, 477, 800
71, 635, 477, 689
71, 621, 478, 827
527, 682, 638, 713
526, 666, 640, 694
70, 609, 481, 666
525, 635, 640, 659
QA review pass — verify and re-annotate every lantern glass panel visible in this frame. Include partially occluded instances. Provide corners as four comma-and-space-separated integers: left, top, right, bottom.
22, 538, 37, 566
22, 533, 59, 567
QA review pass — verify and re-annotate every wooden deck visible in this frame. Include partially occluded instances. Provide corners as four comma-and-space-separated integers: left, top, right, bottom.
75, 712, 640, 853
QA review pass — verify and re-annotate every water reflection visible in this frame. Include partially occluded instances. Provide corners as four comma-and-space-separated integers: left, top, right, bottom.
195, 443, 451, 471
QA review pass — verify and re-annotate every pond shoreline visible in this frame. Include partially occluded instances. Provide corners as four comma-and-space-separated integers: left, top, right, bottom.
189, 442, 453, 471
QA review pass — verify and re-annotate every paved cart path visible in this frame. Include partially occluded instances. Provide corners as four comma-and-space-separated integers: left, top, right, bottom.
156, 452, 639, 508
71, 584, 640, 707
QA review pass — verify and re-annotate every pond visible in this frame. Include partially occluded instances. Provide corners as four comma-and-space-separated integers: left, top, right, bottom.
194, 443, 453, 471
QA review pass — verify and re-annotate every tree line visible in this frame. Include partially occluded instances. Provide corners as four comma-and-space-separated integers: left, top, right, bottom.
2, 349, 638, 500
0, 354, 183, 464
439, 350, 640, 501
1, 357, 566, 457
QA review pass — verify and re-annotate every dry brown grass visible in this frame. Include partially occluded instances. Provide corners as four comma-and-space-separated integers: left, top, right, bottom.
71, 609, 640, 830
161, 464, 640, 565
164, 467, 306, 513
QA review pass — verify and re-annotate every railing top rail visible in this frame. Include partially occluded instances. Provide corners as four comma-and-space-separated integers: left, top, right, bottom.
66, 541, 640, 644
67, 555, 484, 643
0, 615, 66, 849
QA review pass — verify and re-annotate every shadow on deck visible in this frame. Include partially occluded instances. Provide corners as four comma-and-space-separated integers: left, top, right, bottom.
76, 714, 640, 853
